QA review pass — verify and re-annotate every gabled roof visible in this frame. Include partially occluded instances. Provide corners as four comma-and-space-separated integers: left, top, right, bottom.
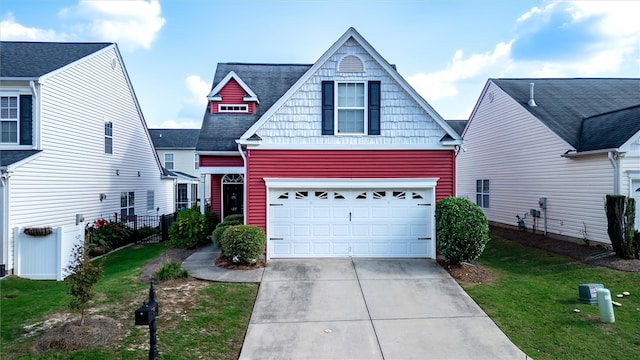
578, 105, 640, 152
149, 129, 200, 149
490, 78, 640, 150
207, 71, 259, 103
0, 41, 112, 78
445, 120, 468, 138
240, 27, 461, 143
197, 63, 311, 152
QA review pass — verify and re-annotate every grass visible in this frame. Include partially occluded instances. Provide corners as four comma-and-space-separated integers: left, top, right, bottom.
465, 236, 640, 360
0, 243, 258, 359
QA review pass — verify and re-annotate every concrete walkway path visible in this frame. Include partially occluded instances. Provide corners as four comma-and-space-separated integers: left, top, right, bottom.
182, 247, 529, 359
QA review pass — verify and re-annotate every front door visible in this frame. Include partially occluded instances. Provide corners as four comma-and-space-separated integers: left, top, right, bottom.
223, 184, 243, 218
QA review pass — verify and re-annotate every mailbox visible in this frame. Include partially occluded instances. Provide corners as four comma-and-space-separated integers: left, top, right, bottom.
135, 300, 159, 326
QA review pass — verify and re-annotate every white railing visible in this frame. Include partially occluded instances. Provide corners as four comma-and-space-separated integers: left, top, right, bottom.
14, 224, 84, 280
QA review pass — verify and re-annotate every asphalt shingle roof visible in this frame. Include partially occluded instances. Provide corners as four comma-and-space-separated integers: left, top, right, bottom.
0, 41, 112, 78
0, 150, 41, 167
197, 63, 312, 152
492, 78, 640, 150
149, 129, 200, 149
578, 105, 640, 152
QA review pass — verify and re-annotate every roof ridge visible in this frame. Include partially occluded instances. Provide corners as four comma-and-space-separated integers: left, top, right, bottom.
219, 62, 313, 66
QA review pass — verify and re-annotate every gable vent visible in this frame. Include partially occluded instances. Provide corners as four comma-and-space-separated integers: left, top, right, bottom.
338, 55, 365, 73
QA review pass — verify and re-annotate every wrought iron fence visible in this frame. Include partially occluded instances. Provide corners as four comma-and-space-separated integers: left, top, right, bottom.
85, 213, 177, 253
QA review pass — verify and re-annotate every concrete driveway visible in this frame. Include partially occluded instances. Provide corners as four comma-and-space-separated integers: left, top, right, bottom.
240, 258, 529, 359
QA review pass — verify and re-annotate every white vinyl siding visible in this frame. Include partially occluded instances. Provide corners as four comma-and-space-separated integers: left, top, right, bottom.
457, 81, 616, 244
255, 38, 447, 148
5, 46, 174, 248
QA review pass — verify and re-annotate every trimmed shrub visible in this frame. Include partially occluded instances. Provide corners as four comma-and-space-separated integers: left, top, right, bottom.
211, 214, 244, 249
168, 207, 205, 249
435, 197, 489, 265
223, 214, 244, 223
220, 225, 265, 264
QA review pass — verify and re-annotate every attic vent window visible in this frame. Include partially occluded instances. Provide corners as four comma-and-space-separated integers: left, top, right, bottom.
338, 55, 365, 73
219, 104, 248, 113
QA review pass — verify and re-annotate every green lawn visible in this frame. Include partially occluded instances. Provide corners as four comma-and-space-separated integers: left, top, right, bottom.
466, 236, 640, 360
1, 243, 258, 359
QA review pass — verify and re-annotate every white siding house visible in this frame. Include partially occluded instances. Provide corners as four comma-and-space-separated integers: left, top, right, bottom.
149, 128, 208, 210
458, 79, 640, 245
1, 41, 174, 275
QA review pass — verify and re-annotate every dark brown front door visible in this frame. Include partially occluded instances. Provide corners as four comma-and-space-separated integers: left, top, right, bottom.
223, 184, 243, 217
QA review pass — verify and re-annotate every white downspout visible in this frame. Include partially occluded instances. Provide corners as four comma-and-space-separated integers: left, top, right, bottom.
238, 143, 247, 224
199, 173, 206, 214
29, 81, 40, 149
608, 151, 620, 195
1, 171, 11, 271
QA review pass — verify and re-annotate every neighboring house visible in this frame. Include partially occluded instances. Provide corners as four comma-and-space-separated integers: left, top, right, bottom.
457, 78, 640, 245
149, 128, 209, 210
197, 28, 462, 259
0, 41, 174, 275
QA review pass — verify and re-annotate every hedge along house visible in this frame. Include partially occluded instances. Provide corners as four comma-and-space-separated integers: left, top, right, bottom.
457, 78, 640, 245
197, 28, 462, 259
0, 42, 174, 276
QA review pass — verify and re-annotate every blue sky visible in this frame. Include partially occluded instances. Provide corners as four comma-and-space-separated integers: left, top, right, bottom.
1, 0, 638, 128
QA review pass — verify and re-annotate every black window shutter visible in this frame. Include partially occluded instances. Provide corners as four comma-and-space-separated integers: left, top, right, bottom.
19, 95, 33, 145
321, 81, 334, 135
368, 81, 380, 135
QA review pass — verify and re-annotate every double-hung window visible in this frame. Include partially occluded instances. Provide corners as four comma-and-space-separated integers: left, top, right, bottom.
165, 153, 174, 170
104, 122, 113, 154
194, 153, 199, 170
337, 82, 365, 134
322, 81, 380, 136
476, 179, 490, 208
0, 94, 19, 143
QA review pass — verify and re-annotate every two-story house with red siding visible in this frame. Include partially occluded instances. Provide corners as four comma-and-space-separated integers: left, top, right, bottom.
196, 28, 462, 259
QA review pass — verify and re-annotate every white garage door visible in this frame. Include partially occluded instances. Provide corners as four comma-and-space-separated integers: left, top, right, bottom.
268, 188, 434, 258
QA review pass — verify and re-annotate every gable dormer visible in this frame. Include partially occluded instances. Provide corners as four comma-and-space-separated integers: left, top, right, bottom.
207, 71, 259, 114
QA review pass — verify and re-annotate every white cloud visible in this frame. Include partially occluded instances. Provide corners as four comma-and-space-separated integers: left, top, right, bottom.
60, 0, 166, 51
150, 119, 201, 129
184, 75, 211, 107
407, 41, 513, 102
517, 3, 556, 23
0, 13, 67, 41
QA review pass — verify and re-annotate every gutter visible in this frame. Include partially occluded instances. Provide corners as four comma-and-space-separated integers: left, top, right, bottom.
608, 151, 620, 195
561, 148, 623, 158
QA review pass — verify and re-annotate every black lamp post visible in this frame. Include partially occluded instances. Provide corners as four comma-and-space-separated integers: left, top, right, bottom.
134, 281, 159, 360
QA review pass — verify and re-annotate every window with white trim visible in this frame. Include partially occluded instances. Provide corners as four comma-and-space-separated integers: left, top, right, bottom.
194, 153, 199, 170
104, 122, 113, 154
147, 190, 155, 211
1, 94, 19, 143
164, 153, 174, 170
337, 82, 366, 134
476, 179, 489, 208
218, 104, 248, 113
121, 191, 135, 219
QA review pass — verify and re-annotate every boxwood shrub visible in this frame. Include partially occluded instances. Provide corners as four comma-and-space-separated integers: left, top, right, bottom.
220, 225, 265, 264
435, 196, 489, 265
211, 214, 244, 249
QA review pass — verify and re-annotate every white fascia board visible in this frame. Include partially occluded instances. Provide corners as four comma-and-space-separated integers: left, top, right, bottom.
264, 177, 439, 189
244, 143, 456, 150
197, 150, 240, 156
207, 71, 259, 103
0, 77, 39, 81
240, 27, 460, 142
464, 80, 492, 138
199, 166, 244, 174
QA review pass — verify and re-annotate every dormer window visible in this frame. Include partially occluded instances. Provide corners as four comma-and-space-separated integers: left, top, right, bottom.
219, 104, 249, 113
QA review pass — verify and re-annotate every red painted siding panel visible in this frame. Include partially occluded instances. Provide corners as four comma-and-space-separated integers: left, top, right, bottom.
246, 150, 456, 230
200, 156, 243, 167
210, 175, 222, 215
210, 79, 256, 114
